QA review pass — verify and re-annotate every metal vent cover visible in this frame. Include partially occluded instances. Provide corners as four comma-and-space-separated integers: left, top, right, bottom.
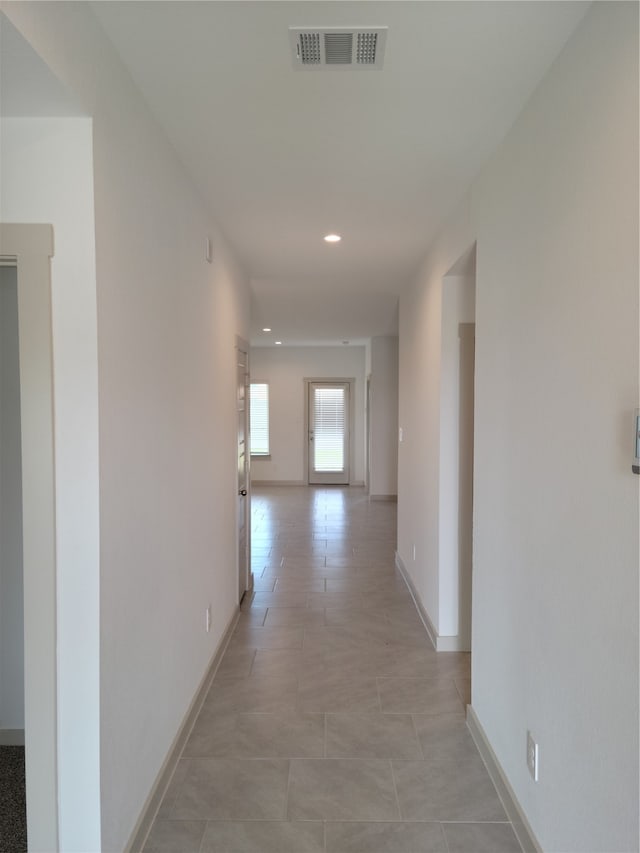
289, 27, 387, 70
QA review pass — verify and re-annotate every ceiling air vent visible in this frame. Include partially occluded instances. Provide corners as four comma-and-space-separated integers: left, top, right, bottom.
289, 27, 387, 70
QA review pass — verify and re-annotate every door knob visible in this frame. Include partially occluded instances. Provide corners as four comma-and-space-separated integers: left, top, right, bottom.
239, 488, 247, 496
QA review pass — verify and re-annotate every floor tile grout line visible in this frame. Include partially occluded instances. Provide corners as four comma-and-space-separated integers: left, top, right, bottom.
195, 819, 207, 853
410, 713, 425, 761
323, 712, 327, 759
441, 819, 452, 853
388, 757, 403, 822
440, 819, 515, 824
284, 757, 293, 822
375, 676, 383, 713
247, 648, 257, 677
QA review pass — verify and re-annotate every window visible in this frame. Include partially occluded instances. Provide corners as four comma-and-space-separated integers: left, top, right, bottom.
313, 386, 346, 472
249, 383, 269, 456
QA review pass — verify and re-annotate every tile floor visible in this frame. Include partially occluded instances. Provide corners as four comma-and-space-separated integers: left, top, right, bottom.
145, 486, 522, 853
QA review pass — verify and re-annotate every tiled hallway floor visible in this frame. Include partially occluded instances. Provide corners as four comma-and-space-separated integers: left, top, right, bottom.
145, 487, 521, 853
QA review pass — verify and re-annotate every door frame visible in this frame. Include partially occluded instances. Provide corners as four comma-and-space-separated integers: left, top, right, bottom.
457, 322, 475, 651
0, 223, 58, 851
235, 336, 252, 602
303, 377, 355, 486
365, 374, 372, 494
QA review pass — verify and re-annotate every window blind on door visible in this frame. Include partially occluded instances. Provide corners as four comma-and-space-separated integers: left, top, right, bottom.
249, 383, 269, 455
313, 386, 345, 471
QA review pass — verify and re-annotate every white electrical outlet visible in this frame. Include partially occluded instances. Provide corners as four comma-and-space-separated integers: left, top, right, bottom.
527, 730, 539, 781
412, 544, 416, 561
205, 605, 212, 633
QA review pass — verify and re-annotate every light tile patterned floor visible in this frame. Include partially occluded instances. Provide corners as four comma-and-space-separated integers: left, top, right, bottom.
145, 486, 521, 852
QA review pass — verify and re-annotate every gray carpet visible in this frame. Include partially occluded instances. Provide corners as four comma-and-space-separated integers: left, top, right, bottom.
0, 746, 27, 853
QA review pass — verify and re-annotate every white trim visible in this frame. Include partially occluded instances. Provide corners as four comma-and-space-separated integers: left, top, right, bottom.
125, 607, 240, 853
395, 551, 468, 651
434, 633, 468, 652
395, 552, 436, 649
251, 480, 366, 488
0, 223, 54, 258
236, 337, 253, 602
251, 479, 306, 487
369, 494, 398, 502
466, 705, 542, 853
0, 729, 25, 746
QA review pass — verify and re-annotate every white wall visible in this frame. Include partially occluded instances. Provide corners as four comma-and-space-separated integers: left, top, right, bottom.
250, 345, 366, 485
438, 275, 475, 643
398, 268, 442, 623
0, 266, 24, 733
369, 336, 398, 498
1, 115, 100, 849
1, 5, 250, 851
398, 3, 638, 850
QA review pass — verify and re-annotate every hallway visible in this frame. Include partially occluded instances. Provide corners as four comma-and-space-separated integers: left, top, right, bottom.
145, 486, 521, 852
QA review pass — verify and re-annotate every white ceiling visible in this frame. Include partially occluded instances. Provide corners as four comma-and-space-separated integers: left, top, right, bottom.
11, 2, 591, 346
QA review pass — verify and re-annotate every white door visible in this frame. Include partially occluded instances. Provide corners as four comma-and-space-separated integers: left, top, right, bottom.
308, 382, 350, 485
236, 342, 251, 602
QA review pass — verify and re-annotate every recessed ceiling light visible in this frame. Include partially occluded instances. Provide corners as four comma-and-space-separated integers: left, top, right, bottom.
262, 327, 271, 332
324, 234, 341, 243
275, 341, 282, 345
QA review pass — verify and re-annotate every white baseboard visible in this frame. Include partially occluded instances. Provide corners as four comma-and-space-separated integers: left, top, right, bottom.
125, 607, 240, 853
369, 494, 398, 502
395, 552, 436, 649
251, 479, 305, 486
0, 728, 25, 745
435, 633, 469, 652
466, 705, 542, 853
252, 480, 367, 488
394, 552, 469, 652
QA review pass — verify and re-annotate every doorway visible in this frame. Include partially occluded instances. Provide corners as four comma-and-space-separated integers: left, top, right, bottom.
306, 380, 353, 485
440, 243, 476, 653
236, 338, 252, 602
0, 263, 27, 851
0, 224, 58, 851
